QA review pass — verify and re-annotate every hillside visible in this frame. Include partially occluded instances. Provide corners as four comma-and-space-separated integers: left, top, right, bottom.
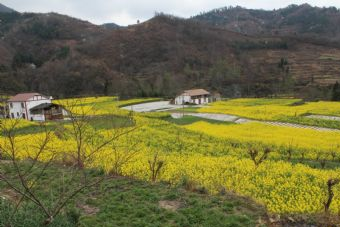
101, 22, 121, 29
0, 161, 268, 227
0, 3, 15, 13
193, 4, 340, 43
0, 5, 340, 99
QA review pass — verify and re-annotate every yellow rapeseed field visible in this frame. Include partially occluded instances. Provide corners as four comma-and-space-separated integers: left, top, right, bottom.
55, 96, 161, 115
184, 121, 340, 153
2, 97, 340, 214
198, 98, 340, 120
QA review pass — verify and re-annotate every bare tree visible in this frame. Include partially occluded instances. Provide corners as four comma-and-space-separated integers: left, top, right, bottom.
248, 145, 272, 168
284, 141, 296, 161
315, 152, 329, 169
330, 151, 337, 162
148, 152, 165, 183
0, 119, 59, 225
109, 133, 141, 176
299, 150, 306, 163
0, 98, 139, 226
59, 98, 138, 169
324, 178, 340, 212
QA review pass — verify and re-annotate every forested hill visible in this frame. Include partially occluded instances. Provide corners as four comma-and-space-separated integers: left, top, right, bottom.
0, 3, 15, 13
0, 4, 340, 99
192, 4, 340, 43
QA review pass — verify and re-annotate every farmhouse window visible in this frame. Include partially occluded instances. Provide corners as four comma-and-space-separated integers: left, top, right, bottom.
21, 102, 25, 108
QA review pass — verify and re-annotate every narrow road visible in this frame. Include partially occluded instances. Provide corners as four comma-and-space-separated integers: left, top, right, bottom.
122, 101, 206, 112
122, 101, 179, 112
171, 113, 340, 132
121, 101, 340, 132
306, 114, 340, 121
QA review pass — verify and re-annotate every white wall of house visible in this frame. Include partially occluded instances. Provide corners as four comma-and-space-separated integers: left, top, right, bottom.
8, 102, 26, 119
31, 113, 45, 121
26, 99, 52, 120
8, 96, 51, 120
175, 95, 191, 105
175, 95, 210, 105
202, 96, 209, 104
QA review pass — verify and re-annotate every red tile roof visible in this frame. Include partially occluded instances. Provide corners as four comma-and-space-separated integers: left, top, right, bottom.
8, 93, 46, 102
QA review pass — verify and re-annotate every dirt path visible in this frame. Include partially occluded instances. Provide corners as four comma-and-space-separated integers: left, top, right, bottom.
121, 101, 207, 112
172, 113, 340, 132
121, 102, 340, 132
306, 114, 340, 121
122, 101, 179, 112
263, 121, 340, 132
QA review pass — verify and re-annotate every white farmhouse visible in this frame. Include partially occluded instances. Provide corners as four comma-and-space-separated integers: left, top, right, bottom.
7, 93, 67, 121
174, 89, 211, 105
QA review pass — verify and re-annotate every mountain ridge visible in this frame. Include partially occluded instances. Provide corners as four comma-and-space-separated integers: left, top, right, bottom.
192, 4, 340, 43
101, 22, 121, 29
0, 3, 15, 13
0, 4, 340, 100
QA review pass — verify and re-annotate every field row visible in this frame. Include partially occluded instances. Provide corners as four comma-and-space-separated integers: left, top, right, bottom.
197, 98, 340, 129
2, 97, 340, 215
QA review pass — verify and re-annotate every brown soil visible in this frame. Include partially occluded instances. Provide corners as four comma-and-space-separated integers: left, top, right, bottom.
0, 188, 20, 203
159, 200, 183, 211
76, 203, 100, 216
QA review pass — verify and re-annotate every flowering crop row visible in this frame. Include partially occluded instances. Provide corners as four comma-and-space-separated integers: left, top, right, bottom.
55, 96, 160, 115
184, 121, 340, 157
198, 98, 340, 121
2, 97, 340, 214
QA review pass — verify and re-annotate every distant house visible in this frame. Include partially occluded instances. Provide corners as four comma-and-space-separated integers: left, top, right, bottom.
30, 103, 69, 121
7, 93, 68, 121
175, 89, 211, 105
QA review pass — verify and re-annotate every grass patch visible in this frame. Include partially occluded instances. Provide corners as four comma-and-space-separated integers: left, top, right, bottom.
170, 107, 201, 113
7, 115, 135, 136
277, 116, 340, 129
319, 54, 340, 61
117, 98, 162, 108
11, 122, 58, 135
290, 159, 340, 170
0, 161, 265, 227
165, 115, 234, 126
88, 115, 135, 130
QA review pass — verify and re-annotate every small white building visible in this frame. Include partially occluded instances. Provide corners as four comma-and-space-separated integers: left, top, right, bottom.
174, 89, 211, 105
7, 93, 67, 121
29, 103, 69, 121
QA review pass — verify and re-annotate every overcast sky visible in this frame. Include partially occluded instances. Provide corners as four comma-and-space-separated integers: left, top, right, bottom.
1, 0, 340, 26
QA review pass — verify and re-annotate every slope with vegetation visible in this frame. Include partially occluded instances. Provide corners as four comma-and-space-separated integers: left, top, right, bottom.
197, 98, 340, 128
1, 97, 340, 227
193, 4, 340, 44
0, 3, 15, 13
0, 162, 265, 227
0, 4, 340, 99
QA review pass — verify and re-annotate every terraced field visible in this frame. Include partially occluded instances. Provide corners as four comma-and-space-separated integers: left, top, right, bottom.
1, 97, 340, 226
245, 46, 340, 88
197, 98, 340, 129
